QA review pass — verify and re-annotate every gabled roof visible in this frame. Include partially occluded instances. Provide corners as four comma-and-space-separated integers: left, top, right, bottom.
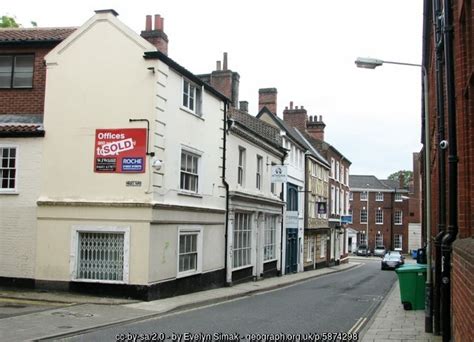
256, 106, 307, 150
349, 175, 389, 190
293, 128, 330, 168
230, 109, 282, 147
0, 27, 76, 44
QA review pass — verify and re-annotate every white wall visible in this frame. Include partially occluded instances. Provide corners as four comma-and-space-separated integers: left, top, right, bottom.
0, 138, 42, 279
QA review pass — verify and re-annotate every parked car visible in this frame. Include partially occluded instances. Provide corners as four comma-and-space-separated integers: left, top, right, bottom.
373, 245, 387, 257
389, 250, 405, 264
381, 251, 404, 270
356, 244, 370, 256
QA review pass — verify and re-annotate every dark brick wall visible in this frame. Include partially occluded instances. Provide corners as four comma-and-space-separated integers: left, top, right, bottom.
0, 45, 51, 115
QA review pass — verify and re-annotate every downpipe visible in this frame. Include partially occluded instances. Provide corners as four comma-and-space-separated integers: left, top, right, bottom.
441, 0, 458, 341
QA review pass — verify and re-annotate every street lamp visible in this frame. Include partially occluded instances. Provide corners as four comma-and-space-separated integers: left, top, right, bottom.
355, 56, 432, 333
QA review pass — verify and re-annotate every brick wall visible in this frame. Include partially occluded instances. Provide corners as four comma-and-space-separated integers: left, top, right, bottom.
0, 46, 50, 115
452, 238, 474, 342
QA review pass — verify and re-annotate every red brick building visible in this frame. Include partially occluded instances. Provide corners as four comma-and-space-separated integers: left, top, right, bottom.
349, 175, 410, 254
422, 0, 473, 340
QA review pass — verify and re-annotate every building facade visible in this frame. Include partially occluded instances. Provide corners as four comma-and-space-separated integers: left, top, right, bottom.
0, 27, 74, 285
422, 0, 473, 340
36, 10, 228, 300
349, 175, 409, 254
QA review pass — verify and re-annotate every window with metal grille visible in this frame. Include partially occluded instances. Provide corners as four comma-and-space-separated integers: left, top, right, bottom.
77, 232, 124, 281
394, 234, 403, 250
0, 55, 34, 88
180, 151, 199, 192
360, 208, 367, 223
264, 215, 277, 261
376, 192, 384, 201
394, 210, 403, 225
179, 233, 198, 273
375, 208, 383, 224
233, 213, 251, 268
238, 147, 245, 186
256, 155, 263, 190
0, 147, 16, 191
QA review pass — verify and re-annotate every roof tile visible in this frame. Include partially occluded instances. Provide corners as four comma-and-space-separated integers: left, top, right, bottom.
0, 27, 76, 43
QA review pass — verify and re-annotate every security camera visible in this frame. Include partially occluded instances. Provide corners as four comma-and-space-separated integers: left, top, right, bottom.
439, 140, 449, 150
151, 159, 163, 171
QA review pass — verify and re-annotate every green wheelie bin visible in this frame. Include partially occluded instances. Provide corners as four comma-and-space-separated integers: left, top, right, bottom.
395, 264, 427, 310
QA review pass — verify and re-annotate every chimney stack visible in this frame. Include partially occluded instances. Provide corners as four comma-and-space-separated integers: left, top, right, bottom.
258, 88, 278, 115
140, 14, 169, 55
239, 101, 249, 112
283, 102, 307, 132
306, 114, 325, 141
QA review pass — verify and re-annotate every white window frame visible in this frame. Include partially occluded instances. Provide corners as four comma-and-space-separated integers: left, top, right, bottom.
177, 226, 203, 278
233, 212, 252, 269
306, 237, 314, 262
256, 155, 263, 190
181, 78, 202, 115
0, 145, 18, 193
376, 207, 384, 224
330, 158, 335, 178
394, 210, 403, 225
395, 193, 403, 202
335, 187, 340, 215
346, 168, 349, 185
340, 165, 344, 184
270, 162, 277, 195
238, 147, 246, 186
375, 232, 384, 247
336, 161, 340, 181
340, 189, 344, 214
359, 233, 367, 246
376, 192, 384, 201
360, 191, 368, 201
360, 208, 367, 223
264, 215, 277, 261
70, 225, 130, 284
349, 192, 353, 201
320, 237, 326, 258
394, 234, 403, 250
348, 208, 353, 223
331, 185, 335, 214
180, 149, 201, 193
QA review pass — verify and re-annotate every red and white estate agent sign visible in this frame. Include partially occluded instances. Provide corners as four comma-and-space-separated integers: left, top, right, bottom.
94, 128, 147, 173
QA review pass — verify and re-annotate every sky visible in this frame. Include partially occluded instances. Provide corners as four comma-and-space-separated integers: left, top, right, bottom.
7, 0, 424, 179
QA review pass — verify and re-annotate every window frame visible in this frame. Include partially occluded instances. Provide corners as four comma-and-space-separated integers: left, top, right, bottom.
394, 210, 403, 225
375, 207, 384, 224
180, 149, 201, 193
375, 192, 384, 201
238, 147, 246, 186
375, 232, 384, 247
0, 145, 18, 193
233, 212, 252, 269
177, 226, 203, 278
70, 225, 130, 284
394, 234, 403, 250
360, 207, 368, 223
394, 193, 403, 202
360, 191, 368, 201
256, 155, 263, 190
181, 78, 202, 115
264, 215, 277, 261
0, 54, 35, 89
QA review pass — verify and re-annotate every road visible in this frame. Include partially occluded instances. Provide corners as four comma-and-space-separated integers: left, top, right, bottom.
64, 259, 396, 341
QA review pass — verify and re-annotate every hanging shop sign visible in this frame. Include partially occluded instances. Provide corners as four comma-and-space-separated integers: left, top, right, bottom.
271, 165, 288, 183
94, 128, 147, 173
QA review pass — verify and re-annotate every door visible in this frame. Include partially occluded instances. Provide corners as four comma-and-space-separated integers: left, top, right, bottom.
286, 229, 298, 273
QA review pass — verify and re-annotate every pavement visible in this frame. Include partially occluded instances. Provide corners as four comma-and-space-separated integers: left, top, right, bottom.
0, 258, 442, 341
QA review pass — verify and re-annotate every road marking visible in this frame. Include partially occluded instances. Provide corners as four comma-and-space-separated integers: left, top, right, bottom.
348, 317, 367, 334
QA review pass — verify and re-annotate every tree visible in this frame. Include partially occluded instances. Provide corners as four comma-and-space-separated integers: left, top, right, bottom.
387, 170, 413, 188
0, 15, 20, 28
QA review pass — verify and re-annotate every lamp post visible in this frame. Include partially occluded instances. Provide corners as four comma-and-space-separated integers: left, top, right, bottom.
355, 57, 432, 333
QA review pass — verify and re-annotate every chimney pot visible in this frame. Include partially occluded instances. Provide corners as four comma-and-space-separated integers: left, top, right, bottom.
301, 105, 304, 109
145, 15, 152, 31
319, 115, 323, 121
290, 101, 294, 109
295, 106, 299, 110
285, 106, 288, 110
223, 52, 228, 70
154, 15, 162, 30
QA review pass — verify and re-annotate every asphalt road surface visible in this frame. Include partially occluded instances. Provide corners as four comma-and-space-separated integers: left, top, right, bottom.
64, 259, 396, 341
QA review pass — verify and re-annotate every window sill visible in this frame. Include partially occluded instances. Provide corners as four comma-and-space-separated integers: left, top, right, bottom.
179, 107, 204, 120
178, 191, 203, 198
375, 223, 383, 225
264, 258, 277, 263
177, 269, 201, 279
232, 264, 253, 272
0, 190, 19, 195
394, 223, 403, 226
72, 279, 127, 285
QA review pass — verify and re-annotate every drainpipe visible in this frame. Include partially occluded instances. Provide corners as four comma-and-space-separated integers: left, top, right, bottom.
440, 0, 458, 341
222, 102, 230, 286
432, 0, 446, 335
